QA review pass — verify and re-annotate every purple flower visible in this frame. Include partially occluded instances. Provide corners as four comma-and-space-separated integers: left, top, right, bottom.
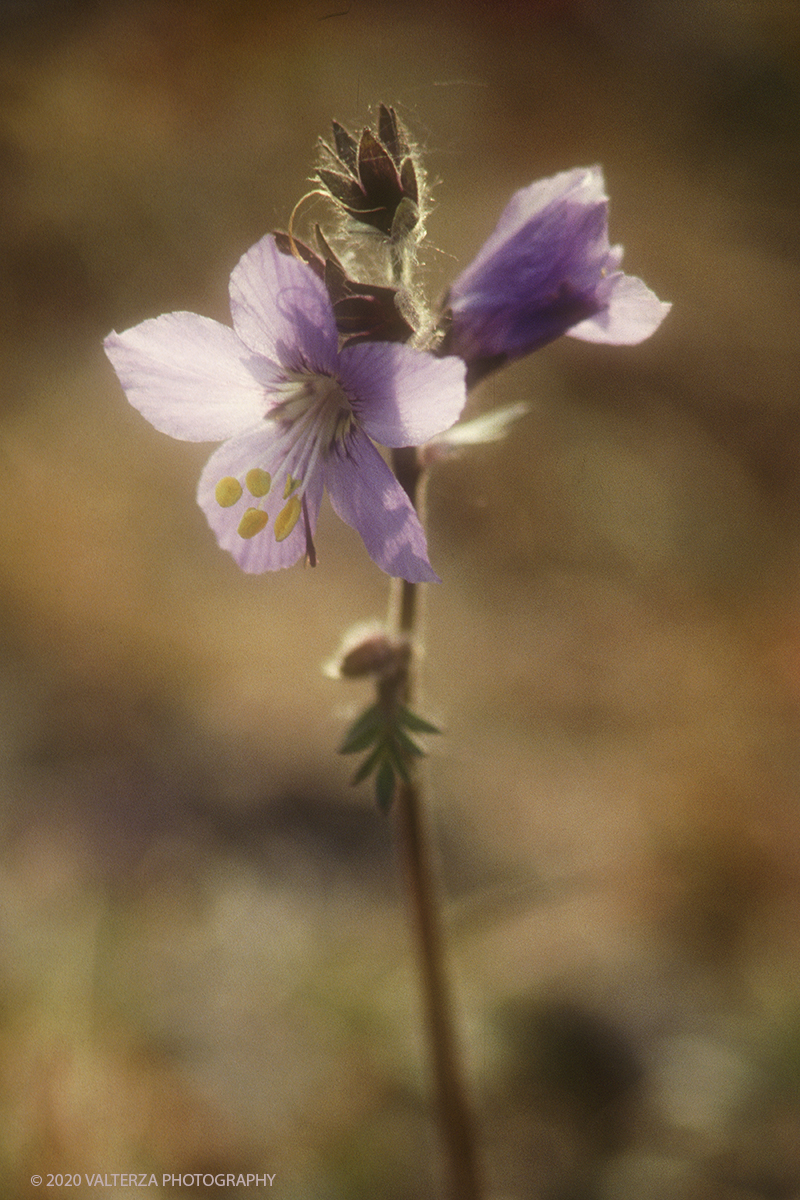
443, 166, 670, 384
104, 235, 466, 582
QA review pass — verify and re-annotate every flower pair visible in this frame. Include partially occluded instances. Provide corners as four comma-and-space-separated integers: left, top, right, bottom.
105, 164, 669, 581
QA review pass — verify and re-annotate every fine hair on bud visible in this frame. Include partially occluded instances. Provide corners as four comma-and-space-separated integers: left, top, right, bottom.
315, 104, 430, 299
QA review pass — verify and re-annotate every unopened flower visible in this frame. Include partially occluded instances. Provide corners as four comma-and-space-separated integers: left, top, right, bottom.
104, 235, 465, 581
441, 166, 670, 384
317, 104, 422, 241
323, 621, 409, 680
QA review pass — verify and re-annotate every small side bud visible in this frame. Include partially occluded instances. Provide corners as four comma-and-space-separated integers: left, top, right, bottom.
340, 634, 397, 678
324, 622, 410, 680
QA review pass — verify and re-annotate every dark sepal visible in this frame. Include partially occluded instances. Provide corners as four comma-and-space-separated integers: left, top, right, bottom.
316, 167, 376, 214
331, 119, 359, 173
273, 230, 414, 345
272, 231, 326, 280
323, 256, 415, 345
358, 130, 404, 213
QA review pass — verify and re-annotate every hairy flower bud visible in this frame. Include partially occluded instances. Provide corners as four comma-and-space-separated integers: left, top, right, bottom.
317, 104, 422, 241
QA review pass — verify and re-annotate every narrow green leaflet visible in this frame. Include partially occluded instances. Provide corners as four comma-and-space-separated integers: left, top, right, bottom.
338, 705, 384, 754
398, 706, 440, 735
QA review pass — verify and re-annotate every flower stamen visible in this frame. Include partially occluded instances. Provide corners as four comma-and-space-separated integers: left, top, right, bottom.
245, 468, 272, 497
238, 508, 269, 539
215, 477, 243, 507
275, 494, 303, 541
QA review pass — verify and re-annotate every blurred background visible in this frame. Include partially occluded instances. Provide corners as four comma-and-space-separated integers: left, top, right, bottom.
2, 0, 800, 1196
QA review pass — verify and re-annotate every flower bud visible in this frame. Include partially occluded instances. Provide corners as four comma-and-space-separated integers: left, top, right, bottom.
317, 105, 422, 241
324, 622, 411, 680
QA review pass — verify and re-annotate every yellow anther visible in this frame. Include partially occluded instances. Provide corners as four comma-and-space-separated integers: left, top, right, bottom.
237, 507, 269, 539
283, 473, 302, 499
245, 467, 272, 497
274, 495, 302, 542
215, 477, 243, 508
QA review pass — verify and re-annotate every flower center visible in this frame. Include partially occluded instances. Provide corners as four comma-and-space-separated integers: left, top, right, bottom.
213, 370, 355, 560
272, 370, 354, 446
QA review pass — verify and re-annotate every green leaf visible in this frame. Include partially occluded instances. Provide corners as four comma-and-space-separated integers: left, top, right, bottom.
351, 743, 385, 785
393, 726, 425, 760
339, 705, 383, 754
341, 701, 440, 811
384, 737, 413, 784
398, 706, 440, 736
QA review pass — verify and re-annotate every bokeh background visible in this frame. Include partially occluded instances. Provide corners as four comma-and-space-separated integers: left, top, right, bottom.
3, 0, 800, 1196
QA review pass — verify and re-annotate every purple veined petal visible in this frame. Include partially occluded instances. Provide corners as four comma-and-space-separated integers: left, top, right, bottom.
338, 342, 467, 447
451, 193, 609, 316
455, 167, 607, 293
104, 313, 269, 441
567, 272, 671, 344
197, 427, 325, 573
447, 194, 612, 368
446, 205, 611, 366
493, 167, 606, 241
229, 234, 339, 373
324, 430, 440, 583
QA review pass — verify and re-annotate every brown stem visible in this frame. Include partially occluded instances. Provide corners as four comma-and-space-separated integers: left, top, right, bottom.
388, 447, 483, 1200
391, 446, 423, 638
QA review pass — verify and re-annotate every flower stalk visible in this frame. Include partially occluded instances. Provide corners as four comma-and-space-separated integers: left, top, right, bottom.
388, 445, 484, 1200
103, 104, 672, 1199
